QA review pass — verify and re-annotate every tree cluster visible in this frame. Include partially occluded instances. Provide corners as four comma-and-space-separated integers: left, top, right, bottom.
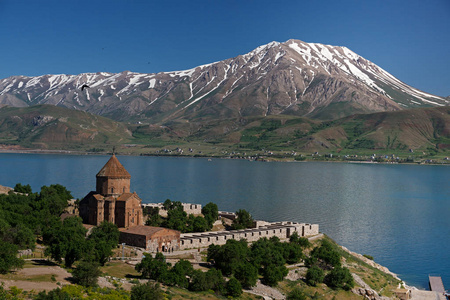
305, 239, 354, 290
207, 234, 309, 288
0, 184, 72, 274
145, 200, 218, 233
134, 252, 239, 297
230, 209, 254, 230
43, 218, 120, 286
43, 218, 119, 268
0, 183, 120, 288
14, 280, 165, 299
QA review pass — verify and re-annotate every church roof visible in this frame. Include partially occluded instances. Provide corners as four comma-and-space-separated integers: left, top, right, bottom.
96, 154, 131, 178
117, 192, 141, 201
119, 225, 180, 238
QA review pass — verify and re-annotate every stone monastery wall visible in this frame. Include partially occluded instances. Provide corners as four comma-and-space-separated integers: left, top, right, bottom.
142, 203, 202, 217
179, 222, 319, 250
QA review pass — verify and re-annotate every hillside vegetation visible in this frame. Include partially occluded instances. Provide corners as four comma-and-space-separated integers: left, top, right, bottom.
0, 104, 449, 161
0, 105, 132, 150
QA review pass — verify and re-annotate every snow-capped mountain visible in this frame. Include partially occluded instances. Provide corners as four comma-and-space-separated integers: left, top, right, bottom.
0, 39, 447, 122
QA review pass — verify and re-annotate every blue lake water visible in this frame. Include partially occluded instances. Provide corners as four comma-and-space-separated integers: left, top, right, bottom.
0, 153, 448, 289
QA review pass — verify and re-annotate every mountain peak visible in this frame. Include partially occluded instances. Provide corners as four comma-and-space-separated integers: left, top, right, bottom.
0, 40, 447, 123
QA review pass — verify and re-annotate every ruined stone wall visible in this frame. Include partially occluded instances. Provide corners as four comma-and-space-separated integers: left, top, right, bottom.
142, 203, 202, 218
179, 222, 319, 250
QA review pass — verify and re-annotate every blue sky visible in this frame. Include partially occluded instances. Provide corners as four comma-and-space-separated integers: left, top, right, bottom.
1, 0, 449, 96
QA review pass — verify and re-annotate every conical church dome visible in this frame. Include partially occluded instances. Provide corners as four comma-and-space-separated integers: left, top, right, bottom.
96, 154, 131, 179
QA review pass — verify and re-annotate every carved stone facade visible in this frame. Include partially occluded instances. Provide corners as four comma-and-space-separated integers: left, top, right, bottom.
79, 154, 143, 228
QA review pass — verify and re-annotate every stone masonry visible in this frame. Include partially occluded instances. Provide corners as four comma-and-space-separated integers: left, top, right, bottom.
142, 203, 202, 217
179, 221, 319, 250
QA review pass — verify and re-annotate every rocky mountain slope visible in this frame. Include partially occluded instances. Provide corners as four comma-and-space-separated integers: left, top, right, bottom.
0, 39, 447, 124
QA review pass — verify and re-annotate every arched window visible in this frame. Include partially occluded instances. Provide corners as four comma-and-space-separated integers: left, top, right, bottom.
111, 187, 114, 193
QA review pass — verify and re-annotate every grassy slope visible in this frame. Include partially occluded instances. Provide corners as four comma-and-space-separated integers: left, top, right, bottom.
0, 104, 449, 160
0, 105, 133, 150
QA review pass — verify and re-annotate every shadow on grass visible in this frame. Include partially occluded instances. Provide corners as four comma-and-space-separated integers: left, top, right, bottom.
64, 276, 78, 284
30, 259, 59, 266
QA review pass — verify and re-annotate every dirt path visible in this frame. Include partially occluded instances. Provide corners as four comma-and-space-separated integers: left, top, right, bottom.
0, 266, 72, 292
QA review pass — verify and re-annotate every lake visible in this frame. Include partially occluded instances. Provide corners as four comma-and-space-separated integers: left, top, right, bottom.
0, 153, 448, 289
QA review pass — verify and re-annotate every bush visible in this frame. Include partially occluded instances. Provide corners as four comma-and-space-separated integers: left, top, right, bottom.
72, 260, 101, 287
202, 202, 218, 229
305, 265, 324, 286
307, 239, 341, 269
135, 252, 169, 281
0, 241, 24, 274
226, 277, 242, 298
231, 209, 254, 230
287, 287, 307, 300
35, 288, 72, 300
131, 282, 164, 300
13, 183, 32, 194
363, 254, 374, 260
324, 266, 354, 290
261, 263, 288, 286
188, 268, 225, 293
234, 261, 258, 288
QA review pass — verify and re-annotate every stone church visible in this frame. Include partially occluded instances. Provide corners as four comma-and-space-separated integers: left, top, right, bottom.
79, 154, 143, 228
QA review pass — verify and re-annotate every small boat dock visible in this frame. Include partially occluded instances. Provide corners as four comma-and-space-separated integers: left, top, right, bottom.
429, 275, 445, 293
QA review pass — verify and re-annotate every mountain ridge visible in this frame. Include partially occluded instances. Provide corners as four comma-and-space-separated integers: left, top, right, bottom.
0, 39, 447, 125
0, 104, 448, 158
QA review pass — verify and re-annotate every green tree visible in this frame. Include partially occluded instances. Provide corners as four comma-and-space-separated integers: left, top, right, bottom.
163, 199, 172, 211
0, 241, 24, 274
307, 239, 341, 269
189, 215, 209, 233
305, 265, 324, 286
250, 238, 288, 286
35, 288, 72, 300
189, 269, 208, 292
43, 216, 87, 267
231, 209, 254, 230
131, 282, 164, 300
72, 260, 101, 287
226, 277, 242, 298
38, 184, 72, 217
205, 268, 225, 293
261, 263, 288, 286
188, 268, 225, 293
135, 252, 169, 281
3, 223, 35, 250
234, 261, 258, 288
202, 202, 218, 229
284, 242, 304, 264
165, 259, 193, 288
287, 287, 307, 300
144, 206, 162, 227
324, 266, 354, 290
163, 205, 188, 232
289, 232, 311, 248
86, 221, 120, 265
13, 183, 32, 194
207, 239, 249, 276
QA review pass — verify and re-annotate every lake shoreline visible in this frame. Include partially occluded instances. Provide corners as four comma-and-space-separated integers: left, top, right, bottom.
0, 148, 448, 166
